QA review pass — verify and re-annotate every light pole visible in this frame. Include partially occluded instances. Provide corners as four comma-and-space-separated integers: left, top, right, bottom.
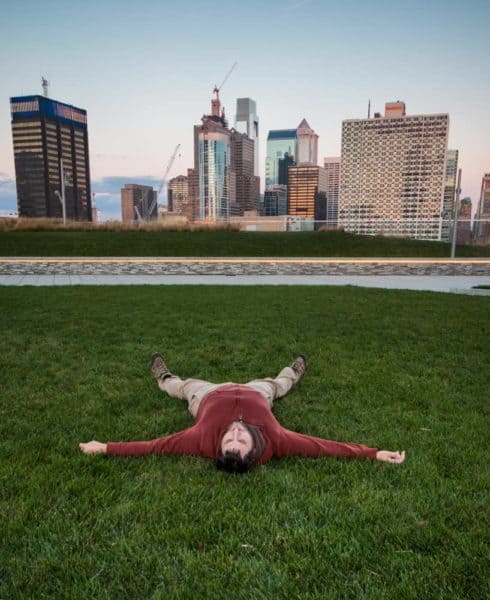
54, 159, 67, 225
450, 168, 462, 258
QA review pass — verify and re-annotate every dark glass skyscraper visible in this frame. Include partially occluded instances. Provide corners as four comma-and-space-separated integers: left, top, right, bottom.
10, 95, 91, 219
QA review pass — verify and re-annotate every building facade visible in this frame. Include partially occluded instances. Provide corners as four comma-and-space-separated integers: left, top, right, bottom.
10, 94, 91, 219
194, 94, 231, 221
324, 156, 340, 228
474, 173, 490, 242
278, 153, 295, 186
235, 98, 259, 177
457, 197, 472, 245
296, 118, 318, 165
339, 101, 449, 240
121, 184, 157, 223
265, 129, 297, 188
264, 185, 288, 216
441, 149, 459, 242
287, 165, 327, 222
167, 175, 189, 214
230, 129, 259, 215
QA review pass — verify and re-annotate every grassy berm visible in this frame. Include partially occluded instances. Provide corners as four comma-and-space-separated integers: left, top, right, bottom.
0, 286, 488, 598
0, 229, 489, 257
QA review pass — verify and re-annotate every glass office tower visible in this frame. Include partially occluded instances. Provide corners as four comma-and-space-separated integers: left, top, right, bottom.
198, 129, 231, 221
265, 129, 297, 188
10, 94, 91, 219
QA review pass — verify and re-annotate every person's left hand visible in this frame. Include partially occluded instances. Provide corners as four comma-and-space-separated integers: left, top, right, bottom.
376, 450, 406, 464
79, 441, 107, 455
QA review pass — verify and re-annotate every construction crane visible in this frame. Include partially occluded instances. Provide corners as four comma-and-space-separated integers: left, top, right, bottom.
135, 144, 181, 221
213, 61, 237, 102
210, 62, 237, 121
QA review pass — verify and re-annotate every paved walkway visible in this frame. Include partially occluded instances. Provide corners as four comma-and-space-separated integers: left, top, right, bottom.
1, 273, 489, 294
1, 258, 489, 293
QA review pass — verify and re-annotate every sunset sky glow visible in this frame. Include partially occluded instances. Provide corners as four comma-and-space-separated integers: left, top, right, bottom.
1, 0, 488, 220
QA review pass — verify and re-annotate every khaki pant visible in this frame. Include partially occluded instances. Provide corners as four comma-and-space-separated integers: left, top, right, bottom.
158, 366, 299, 418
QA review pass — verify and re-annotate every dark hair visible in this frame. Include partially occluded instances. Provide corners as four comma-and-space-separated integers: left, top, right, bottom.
215, 449, 256, 474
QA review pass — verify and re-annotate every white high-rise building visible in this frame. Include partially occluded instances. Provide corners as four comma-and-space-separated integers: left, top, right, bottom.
235, 98, 259, 177
339, 101, 449, 240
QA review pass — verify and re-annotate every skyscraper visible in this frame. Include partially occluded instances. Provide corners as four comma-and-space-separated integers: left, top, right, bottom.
324, 157, 341, 229
296, 119, 318, 165
10, 94, 91, 219
287, 165, 327, 222
230, 129, 259, 215
121, 184, 157, 223
235, 98, 259, 177
441, 150, 459, 242
474, 173, 490, 242
265, 129, 297, 188
194, 92, 231, 221
339, 101, 449, 240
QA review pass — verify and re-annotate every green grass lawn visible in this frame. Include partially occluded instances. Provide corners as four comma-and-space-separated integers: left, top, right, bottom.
1, 230, 489, 257
0, 286, 488, 598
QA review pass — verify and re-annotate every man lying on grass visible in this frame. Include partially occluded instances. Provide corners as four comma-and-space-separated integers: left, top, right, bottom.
80, 354, 406, 473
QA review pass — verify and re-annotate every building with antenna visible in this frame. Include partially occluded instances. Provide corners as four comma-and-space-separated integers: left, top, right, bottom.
194, 90, 232, 221
10, 93, 92, 220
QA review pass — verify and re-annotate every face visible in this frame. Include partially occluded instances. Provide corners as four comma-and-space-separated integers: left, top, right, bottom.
220, 421, 253, 459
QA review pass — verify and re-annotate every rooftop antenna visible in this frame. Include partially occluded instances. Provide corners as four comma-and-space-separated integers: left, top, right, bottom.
368, 99, 371, 118
42, 77, 49, 97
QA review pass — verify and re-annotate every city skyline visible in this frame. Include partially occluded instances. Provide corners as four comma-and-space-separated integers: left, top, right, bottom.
1, 0, 489, 221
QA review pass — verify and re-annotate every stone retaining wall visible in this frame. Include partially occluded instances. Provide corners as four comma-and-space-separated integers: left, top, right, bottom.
1, 259, 489, 276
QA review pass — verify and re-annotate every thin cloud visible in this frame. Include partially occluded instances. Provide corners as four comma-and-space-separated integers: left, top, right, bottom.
286, 0, 313, 10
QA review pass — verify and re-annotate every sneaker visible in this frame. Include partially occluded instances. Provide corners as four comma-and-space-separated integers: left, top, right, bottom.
150, 352, 172, 381
291, 355, 308, 381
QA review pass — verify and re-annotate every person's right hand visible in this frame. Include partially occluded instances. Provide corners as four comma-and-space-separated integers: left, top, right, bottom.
376, 450, 406, 464
79, 441, 107, 455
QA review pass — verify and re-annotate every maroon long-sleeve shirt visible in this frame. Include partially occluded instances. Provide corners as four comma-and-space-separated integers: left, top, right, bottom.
107, 384, 378, 463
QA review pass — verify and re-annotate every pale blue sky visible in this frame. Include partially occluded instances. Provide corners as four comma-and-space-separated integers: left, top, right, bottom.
1, 0, 488, 220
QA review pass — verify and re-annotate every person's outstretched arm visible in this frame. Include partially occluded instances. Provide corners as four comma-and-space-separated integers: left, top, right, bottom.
275, 429, 406, 464
79, 428, 202, 457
